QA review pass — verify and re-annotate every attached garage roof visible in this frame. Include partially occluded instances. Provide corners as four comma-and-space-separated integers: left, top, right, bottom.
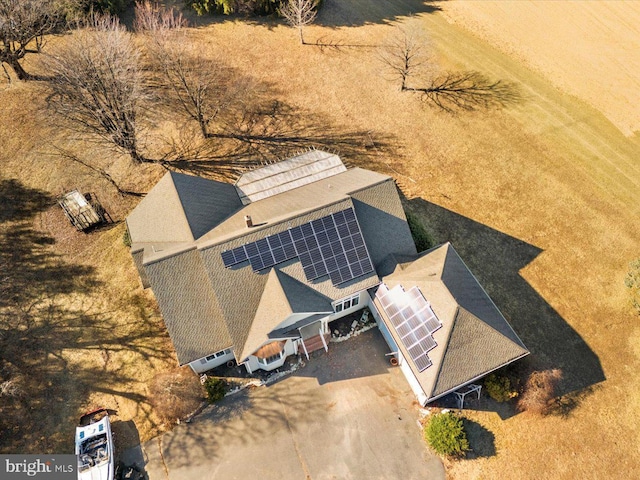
375, 242, 529, 403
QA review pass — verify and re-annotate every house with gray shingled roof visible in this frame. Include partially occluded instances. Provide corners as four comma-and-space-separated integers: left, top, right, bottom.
126, 149, 528, 405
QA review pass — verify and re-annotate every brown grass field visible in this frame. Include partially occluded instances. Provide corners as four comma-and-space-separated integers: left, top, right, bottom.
1, 0, 639, 478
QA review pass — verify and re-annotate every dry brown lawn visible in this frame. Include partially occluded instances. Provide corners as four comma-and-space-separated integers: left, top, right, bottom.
1, 0, 640, 478
441, 0, 640, 137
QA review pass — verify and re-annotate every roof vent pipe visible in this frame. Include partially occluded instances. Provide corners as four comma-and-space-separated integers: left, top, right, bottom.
244, 215, 253, 228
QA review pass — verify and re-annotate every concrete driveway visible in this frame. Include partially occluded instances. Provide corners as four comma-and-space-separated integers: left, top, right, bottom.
126, 329, 445, 480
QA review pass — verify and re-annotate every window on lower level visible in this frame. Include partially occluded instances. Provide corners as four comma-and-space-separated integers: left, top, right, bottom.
202, 347, 232, 364
258, 350, 284, 366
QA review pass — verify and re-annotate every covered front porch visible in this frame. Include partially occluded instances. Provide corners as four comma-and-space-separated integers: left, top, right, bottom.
297, 320, 330, 360
242, 309, 373, 374
243, 317, 330, 374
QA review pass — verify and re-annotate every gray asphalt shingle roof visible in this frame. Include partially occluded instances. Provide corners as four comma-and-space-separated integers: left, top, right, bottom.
127, 171, 242, 244
127, 153, 411, 365
143, 247, 233, 365
197, 167, 391, 247
432, 307, 529, 396
377, 242, 529, 402
239, 269, 333, 361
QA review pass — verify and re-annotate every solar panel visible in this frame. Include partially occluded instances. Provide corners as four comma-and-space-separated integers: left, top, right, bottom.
220, 207, 375, 286
221, 250, 236, 267
375, 283, 442, 372
414, 355, 432, 371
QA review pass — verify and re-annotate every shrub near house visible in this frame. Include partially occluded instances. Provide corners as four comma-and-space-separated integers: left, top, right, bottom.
424, 412, 470, 457
204, 377, 227, 403
484, 372, 518, 402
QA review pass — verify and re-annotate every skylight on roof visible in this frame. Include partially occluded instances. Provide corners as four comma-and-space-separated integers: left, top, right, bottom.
234, 150, 347, 205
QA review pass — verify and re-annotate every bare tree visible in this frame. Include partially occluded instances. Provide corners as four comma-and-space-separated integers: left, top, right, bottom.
380, 27, 520, 111
0, 0, 61, 81
43, 15, 149, 163
378, 27, 430, 91
160, 50, 243, 139
133, 0, 186, 34
278, 0, 317, 45
136, 2, 243, 140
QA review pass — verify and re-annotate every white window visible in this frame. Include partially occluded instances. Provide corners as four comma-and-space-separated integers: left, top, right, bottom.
334, 294, 360, 313
258, 351, 284, 366
201, 347, 232, 364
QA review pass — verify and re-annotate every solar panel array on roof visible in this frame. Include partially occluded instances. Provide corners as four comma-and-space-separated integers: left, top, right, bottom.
221, 208, 374, 286
375, 283, 442, 372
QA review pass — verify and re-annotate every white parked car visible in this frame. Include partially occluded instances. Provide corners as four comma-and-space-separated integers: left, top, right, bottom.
75, 409, 114, 480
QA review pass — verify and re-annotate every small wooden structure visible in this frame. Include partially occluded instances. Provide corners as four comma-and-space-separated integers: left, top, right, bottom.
59, 190, 110, 231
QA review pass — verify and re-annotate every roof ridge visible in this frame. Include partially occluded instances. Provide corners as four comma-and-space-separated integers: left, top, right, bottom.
442, 245, 527, 348
427, 305, 460, 399
275, 269, 333, 312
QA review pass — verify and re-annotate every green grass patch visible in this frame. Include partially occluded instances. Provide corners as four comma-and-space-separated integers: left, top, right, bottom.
405, 210, 434, 253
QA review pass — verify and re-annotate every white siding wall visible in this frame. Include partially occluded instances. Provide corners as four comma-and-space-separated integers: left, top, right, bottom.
189, 348, 235, 374
368, 295, 429, 406
398, 352, 428, 406
327, 291, 368, 323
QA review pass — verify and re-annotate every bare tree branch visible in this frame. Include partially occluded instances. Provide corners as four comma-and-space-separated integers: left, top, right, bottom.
278, 0, 317, 45
156, 45, 242, 139
378, 27, 430, 90
42, 15, 151, 164
48, 145, 146, 197
0, 0, 62, 80
133, 0, 186, 34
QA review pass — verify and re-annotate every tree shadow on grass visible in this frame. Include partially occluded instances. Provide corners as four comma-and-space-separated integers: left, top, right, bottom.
316, 0, 443, 28
463, 418, 496, 459
404, 197, 605, 418
127, 0, 443, 30
160, 99, 395, 181
549, 384, 602, 419
0, 179, 173, 454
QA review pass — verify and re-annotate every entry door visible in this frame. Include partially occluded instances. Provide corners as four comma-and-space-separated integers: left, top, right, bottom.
299, 320, 325, 340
